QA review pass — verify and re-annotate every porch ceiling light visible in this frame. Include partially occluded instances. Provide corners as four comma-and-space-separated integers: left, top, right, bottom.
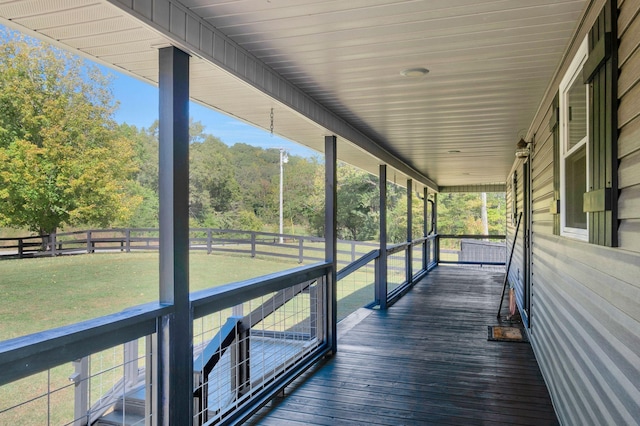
515, 138, 530, 158
400, 67, 429, 77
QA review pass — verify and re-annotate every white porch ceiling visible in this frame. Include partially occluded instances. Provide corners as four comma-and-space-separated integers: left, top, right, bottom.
0, 0, 588, 190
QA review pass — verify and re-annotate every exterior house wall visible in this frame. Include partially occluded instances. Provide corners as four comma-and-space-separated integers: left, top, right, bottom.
506, 158, 528, 324
507, 0, 640, 424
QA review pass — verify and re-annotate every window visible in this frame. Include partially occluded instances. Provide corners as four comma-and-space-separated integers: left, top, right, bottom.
559, 37, 589, 241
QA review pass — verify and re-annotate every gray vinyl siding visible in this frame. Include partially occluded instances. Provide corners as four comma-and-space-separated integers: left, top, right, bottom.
506, 161, 527, 323
619, 0, 640, 252
507, 0, 640, 424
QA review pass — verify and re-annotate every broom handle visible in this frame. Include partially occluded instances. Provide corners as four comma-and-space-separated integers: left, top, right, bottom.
497, 212, 523, 318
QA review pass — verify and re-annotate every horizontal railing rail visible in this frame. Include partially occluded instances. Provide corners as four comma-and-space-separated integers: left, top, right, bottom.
0, 302, 171, 387
437, 234, 507, 268
191, 262, 331, 318
336, 249, 379, 281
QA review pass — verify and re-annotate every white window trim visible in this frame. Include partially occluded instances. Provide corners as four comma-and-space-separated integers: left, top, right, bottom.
559, 36, 589, 241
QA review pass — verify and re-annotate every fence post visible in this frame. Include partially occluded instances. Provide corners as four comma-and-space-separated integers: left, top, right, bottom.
207, 228, 212, 254
298, 238, 304, 263
71, 357, 89, 426
351, 241, 356, 262
18, 239, 23, 259
125, 229, 131, 253
251, 232, 256, 258
50, 233, 57, 257
86, 231, 92, 254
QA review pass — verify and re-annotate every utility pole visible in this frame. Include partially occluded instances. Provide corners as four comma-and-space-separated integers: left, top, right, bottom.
279, 148, 288, 244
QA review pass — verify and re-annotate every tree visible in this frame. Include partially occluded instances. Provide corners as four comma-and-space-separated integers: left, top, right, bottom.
190, 130, 240, 221
335, 164, 380, 241
387, 190, 425, 243
229, 144, 280, 222
118, 123, 159, 227
437, 192, 506, 238
0, 31, 141, 237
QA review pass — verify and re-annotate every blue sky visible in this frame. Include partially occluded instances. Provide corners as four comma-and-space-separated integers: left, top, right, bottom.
1, 22, 316, 157
109, 70, 317, 158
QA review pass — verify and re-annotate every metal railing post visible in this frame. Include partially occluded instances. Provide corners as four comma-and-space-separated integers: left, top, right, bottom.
231, 322, 251, 398
309, 284, 318, 339
71, 357, 89, 426
124, 340, 139, 387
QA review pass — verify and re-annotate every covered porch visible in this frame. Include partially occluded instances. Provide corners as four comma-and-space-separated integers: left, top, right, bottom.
3, 1, 638, 425
249, 267, 557, 426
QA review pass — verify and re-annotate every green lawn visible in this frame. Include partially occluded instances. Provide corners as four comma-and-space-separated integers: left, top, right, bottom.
0, 252, 301, 340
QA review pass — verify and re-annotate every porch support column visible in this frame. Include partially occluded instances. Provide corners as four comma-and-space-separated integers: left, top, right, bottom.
324, 135, 338, 353
433, 192, 439, 264
423, 188, 428, 270
157, 46, 192, 426
406, 179, 412, 284
376, 165, 388, 310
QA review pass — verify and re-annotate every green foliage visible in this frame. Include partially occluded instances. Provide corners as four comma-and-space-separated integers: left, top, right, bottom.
0, 30, 140, 235
387, 191, 426, 243
336, 164, 380, 240
229, 143, 280, 222
437, 192, 506, 235
190, 128, 239, 220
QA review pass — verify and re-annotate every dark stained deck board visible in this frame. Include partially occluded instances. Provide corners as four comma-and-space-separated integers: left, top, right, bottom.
247, 266, 559, 426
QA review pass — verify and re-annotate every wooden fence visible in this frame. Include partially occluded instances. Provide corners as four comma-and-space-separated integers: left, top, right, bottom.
0, 228, 378, 268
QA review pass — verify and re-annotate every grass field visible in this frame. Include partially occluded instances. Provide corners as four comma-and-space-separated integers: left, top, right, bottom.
0, 251, 375, 340
0, 252, 303, 341
0, 251, 376, 425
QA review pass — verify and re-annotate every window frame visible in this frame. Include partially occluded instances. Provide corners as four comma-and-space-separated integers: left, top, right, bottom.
559, 36, 589, 242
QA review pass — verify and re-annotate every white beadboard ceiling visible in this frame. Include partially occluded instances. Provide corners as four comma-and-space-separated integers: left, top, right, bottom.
0, 0, 588, 191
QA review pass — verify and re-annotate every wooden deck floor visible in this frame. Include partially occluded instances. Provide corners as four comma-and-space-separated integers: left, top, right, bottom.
247, 266, 558, 426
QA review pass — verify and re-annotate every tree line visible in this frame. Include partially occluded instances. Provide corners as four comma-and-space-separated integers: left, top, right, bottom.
0, 30, 505, 243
